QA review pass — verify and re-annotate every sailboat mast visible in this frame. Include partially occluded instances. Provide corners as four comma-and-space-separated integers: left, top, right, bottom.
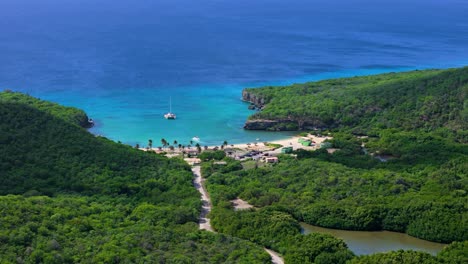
164, 96, 176, 119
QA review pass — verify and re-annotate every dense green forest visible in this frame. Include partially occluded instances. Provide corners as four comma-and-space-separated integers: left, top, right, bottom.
0, 94, 270, 263
205, 143, 467, 242
347, 241, 468, 264
204, 148, 467, 262
201, 67, 468, 263
210, 205, 355, 264
2, 64, 467, 264
243, 67, 467, 140
347, 241, 468, 263
0, 91, 92, 127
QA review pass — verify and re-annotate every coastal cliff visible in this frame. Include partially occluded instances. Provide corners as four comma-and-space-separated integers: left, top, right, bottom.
243, 89, 296, 130
77, 114, 94, 128
244, 118, 326, 131
242, 89, 325, 131
244, 119, 298, 131
242, 89, 267, 108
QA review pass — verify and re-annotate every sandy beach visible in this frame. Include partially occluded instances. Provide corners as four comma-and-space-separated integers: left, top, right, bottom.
141, 134, 332, 154
226, 134, 332, 152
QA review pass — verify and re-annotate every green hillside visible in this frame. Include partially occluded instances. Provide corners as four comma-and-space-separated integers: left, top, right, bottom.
203, 142, 467, 263
201, 68, 468, 263
0, 91, 93, 128
0, 95, 269, 263
243, 67, 468, 138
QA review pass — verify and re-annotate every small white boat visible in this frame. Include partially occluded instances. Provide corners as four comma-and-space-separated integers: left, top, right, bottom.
192, 136, 200, 141
164, 96, 176, 119
164, 112, 176, 119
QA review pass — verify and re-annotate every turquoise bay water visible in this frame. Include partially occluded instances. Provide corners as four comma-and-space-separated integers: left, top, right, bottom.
36, 63, 466, 147
37, 82, 300, 147
1, 0, 467, 146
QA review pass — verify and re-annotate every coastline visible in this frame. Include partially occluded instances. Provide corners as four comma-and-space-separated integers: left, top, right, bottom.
83, 63, 468, 146
141, 133, 332, 154
219, 133, 331, 151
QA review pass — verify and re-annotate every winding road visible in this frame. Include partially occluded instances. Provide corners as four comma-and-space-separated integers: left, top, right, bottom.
192, 166, 214, 231
191, 166, 284, 264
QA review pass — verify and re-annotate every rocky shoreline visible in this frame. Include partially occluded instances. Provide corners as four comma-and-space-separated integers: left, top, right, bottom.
243, 119, 299, 131
241, 89, 267, 109
79, 116, 94, 128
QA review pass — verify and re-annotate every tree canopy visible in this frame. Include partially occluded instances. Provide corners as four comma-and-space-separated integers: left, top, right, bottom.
0, 97, 270, 263
204, 67, 468, 262
244, 67, 467, 141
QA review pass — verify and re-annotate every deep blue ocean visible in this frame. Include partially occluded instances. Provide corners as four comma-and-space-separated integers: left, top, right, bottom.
1, 0, 467, 146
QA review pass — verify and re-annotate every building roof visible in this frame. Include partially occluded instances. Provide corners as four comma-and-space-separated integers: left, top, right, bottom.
264, 156, 279, 163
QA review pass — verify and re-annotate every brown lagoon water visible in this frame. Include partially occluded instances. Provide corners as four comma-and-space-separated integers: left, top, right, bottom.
300, 223, 447, 256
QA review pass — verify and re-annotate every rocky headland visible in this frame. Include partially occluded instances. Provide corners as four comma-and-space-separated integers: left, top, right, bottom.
242, 89, 267, 109
242, 89, 324, 131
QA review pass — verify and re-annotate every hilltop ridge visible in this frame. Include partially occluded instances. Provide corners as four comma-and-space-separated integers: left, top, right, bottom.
243, 67, 468, 138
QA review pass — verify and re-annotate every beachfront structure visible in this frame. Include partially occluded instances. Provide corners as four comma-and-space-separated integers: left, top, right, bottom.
224, 148, 235, 156
297, 137, 313, 146
281, 147, 293, 154
186, 149, 199, 156
184, 158, 201, 166
263, 157, 278, 163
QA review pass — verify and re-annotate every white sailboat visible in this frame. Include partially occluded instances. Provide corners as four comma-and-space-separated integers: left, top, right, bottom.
164, 96, 176, 119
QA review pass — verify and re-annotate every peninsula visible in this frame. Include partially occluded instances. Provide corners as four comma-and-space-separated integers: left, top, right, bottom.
242, 67, 467, 134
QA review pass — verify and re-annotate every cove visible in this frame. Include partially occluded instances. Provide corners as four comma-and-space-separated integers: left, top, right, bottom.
300, 223, 447, 256
1, 0, 467, 146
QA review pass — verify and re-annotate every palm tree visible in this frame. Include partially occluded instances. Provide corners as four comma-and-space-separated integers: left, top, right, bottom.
148, 139, 153, 149
195, 143, 201, 153
135, 143, 140, 149
204, 145, 208, 150
223, 140, 228, 147
161, 138, 167, 149
178, 144, 182, 149
190, 140, 193, 145
173, 140, 178, 145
